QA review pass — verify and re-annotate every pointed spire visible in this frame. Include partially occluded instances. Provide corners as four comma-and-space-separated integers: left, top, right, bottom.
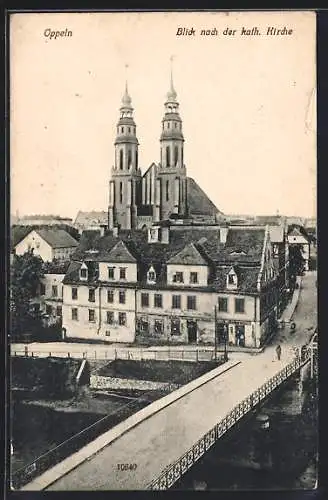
121, 64, 132, 107
167, 56, 177, 101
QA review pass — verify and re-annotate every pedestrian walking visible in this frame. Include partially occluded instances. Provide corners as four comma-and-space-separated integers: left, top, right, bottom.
276, 344, 282, 361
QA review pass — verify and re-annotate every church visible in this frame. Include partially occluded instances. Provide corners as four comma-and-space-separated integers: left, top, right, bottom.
108, 73, 223, 231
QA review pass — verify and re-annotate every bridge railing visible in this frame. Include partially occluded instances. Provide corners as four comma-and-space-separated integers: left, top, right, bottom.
11, 348, 218, 363
148, 350, 311, 490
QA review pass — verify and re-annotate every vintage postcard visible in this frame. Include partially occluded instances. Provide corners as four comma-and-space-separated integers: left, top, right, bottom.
9, 10, 317, 491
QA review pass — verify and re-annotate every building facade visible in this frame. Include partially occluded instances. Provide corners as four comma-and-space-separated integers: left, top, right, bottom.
61, 225, 279, 348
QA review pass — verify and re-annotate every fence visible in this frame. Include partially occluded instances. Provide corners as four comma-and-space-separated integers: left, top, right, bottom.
147, 348, 312, 490
11, 389, 155, 490
11, 348, 219, 363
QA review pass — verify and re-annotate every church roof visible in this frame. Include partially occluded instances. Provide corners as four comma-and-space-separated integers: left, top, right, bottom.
74, 211, 108, 227
187, 177, 222, 217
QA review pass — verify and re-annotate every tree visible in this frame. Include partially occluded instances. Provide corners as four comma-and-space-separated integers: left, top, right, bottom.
10, 251, 44, 337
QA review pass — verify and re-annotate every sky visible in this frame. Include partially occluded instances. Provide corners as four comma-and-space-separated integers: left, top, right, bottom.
10, 11, 316, 220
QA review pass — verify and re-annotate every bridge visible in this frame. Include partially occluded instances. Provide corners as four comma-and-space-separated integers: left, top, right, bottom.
14, 272, 317, 491
17, 342, 314, 491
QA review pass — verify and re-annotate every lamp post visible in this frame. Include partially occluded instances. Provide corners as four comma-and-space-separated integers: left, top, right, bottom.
223, 324, 228, 362
214, 305, 218, 363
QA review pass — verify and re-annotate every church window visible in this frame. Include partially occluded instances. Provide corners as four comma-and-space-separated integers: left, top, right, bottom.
166, 180, 169, 201
119, 150, 123, 170
128, 127, 131, 133
168, 122, 170, 129
128, 150, 132, 168
175, 122, 177, 128
166, 146, 171, 167
181, 148, 184, 166
119, 182, 123, 203
136, 150, 138, 168
121, 127, 124, 133
174, 146, 179, 166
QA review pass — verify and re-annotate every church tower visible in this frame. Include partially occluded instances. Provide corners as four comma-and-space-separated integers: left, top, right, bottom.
155, 67, 187, 222
109, 82, 141, 230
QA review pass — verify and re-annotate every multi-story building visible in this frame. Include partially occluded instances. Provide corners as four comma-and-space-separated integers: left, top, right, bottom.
61, 225, 279, 348
32, 261, 70, 326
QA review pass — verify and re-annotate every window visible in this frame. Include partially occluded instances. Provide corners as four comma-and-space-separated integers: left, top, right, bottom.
89, 289, 95, 302
141, 293, 149, 308
46, 304, 52, 315
154, 320, 163, 334
171, 318, 180, 335
119, 182, 123, 203
148, 271, 156, 281
175, 122, 177, 128
228, 274, 235, 285
119, 150, 123, 170
72, 287, 78, 300
108, 267, 115, 280
190, 272, 198, 284
121, 127, 124, 133
174, 145, 179, 165
105, 331, 111, 337
106, 311, 114, 324
89, 309, 95, 322
187, 296, 197, 310
119, 312, 126, 326
119, 267, 126, 280
172, 295, 181, 309
80, 268, 87, 279
128, 150, 132, 167
128, 127, 131, 133
139, 317, 149, 333
235, 298, 245, 313
56, 306, 62, 316
173, 272, 184, 283
107, 290, 114, 303
218, 297, 228, 312
40, 283, 46, 295
166, 146, 170, 167
166, 180, 169, 201
154, 294, 163, 308
72, 308, 78, 321
119, 291, 125, 304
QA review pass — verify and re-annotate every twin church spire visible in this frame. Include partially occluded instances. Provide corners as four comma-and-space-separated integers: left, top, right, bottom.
109, 62, 187, 231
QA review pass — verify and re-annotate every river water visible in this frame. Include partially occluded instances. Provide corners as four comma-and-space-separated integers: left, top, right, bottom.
174, 363, 318, 490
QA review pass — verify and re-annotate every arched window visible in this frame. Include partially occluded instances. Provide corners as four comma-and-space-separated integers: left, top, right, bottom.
135, 150, 138, 168
174, 146, 179, 166
121, 127, 124, 133
166, 180, 169, 201
128, 149, 132, 168
168, 122, 170, 129
119, 182, 123, 203
166, 146, 170, 167
181, 148, 184, 166
119, 150, 123, 170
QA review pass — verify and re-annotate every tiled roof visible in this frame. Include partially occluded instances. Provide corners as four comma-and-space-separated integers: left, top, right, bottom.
213, 265, 260, 293
35, 229, 79, 248
187, 177, 222, 216
11, 226, 31, 249
74, 211, 108, 226
167, 242, 210, 265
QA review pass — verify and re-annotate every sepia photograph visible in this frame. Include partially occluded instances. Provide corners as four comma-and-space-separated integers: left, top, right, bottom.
9, 10, 317, 491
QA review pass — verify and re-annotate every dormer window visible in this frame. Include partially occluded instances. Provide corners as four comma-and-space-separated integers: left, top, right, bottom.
226, 268, 238, 289
148, 226, 160, 243
147, 265, 156, 284
80, 263, 88, 281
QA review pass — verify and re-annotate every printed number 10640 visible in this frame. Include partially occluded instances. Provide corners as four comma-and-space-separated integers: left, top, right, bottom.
117, 464, 137, 471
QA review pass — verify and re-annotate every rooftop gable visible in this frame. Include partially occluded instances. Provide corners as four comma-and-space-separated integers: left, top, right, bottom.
106, 240, 137, 263
167, 242, 209, 266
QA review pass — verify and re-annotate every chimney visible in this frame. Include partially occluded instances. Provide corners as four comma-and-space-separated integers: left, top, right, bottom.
161, 226, 170, 244
220, 226, 228, 244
